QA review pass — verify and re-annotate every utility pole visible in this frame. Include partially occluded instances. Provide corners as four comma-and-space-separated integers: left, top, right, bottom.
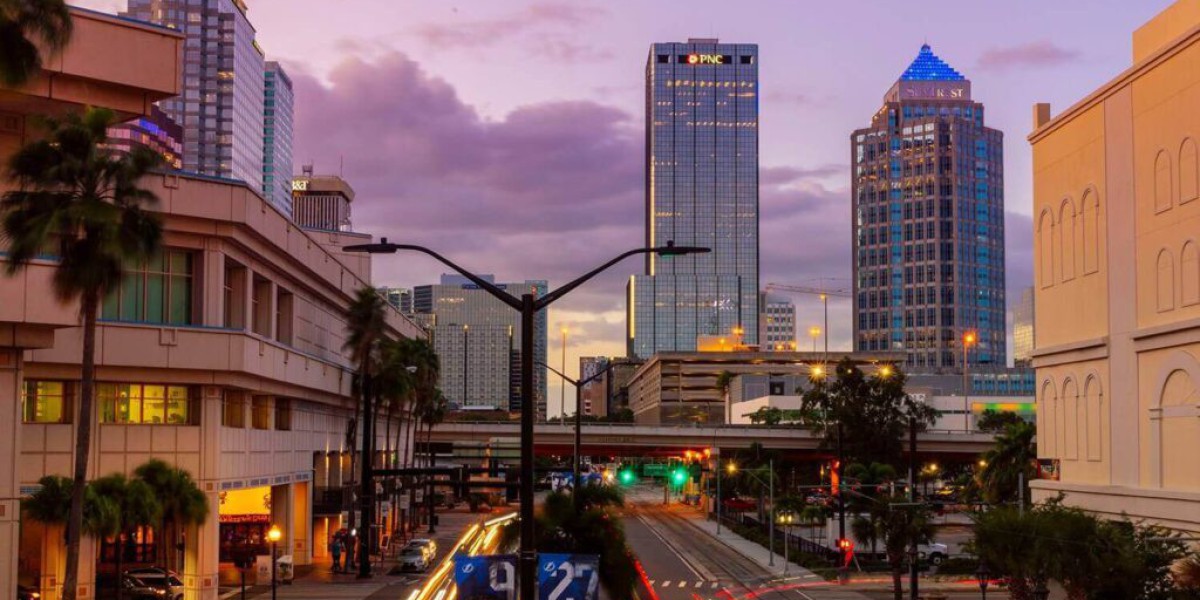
908, 417, 919, 600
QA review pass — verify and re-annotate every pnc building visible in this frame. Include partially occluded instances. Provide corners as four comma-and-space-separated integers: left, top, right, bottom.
628, 39, 760, 358
851, 44, 1007, 372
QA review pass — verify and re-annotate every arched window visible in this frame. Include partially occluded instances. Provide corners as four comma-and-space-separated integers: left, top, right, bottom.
1156, 150, 1173, 213
1040, 380, 1058, 459
1181, 138, 1198, 204
1084, 375, 1103, 461
1060, 198, 1077, 282
1062, 378, 1079, 460
1159, 368, 1200, 489
1039, 209, 1055, 288
1082, 188, 1100, 274
1183, 241, 1200, 307
1158, 249, 1176, 313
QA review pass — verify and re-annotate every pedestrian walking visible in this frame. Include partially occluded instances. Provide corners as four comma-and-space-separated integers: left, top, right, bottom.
330, 532, 343, 573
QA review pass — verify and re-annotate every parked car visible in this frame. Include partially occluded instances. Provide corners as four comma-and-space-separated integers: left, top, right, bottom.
17, 585, 40, 600
722, 497, 757, 512
124, 567, 184, 600
917, 542, 949, 566
398, 547, 430, 572
406, 538, 438, 560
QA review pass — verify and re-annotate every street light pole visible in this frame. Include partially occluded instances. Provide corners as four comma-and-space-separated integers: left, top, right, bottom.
560, 328, 567, 426
344, 239, 709, 600
820, 293, 828, 355
540, 359, 617, 515
463, 325, 469, 407
962, 331, 976, 432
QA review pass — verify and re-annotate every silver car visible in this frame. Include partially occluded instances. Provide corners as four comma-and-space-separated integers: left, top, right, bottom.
406, 538, 438, 561
398, 547, 429, 572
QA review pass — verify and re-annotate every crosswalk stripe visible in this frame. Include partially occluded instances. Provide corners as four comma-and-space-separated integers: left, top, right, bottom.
678, 581, 686, 588
661, 581, 671, 587
694, 581, 702, 588
711, 582, 719, 589
648, 580, 655, 586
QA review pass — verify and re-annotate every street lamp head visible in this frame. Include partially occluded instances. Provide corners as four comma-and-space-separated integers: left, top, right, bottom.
964, 331, 978, 346
975, 562, 991, 592
267, 525, 282, 543
343, 237, 398, 254
653, 241, 711, 256
878, 365, 894, 379
726, 462, 737, 474
809, 326, 821, 338
811, 365, 825, 379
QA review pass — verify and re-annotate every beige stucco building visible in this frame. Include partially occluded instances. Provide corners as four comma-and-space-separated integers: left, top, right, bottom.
1, 8, 423, 599
1029, 0, 1200, 532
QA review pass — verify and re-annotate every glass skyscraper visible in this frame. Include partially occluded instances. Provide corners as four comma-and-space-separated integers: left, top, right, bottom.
851, 44, 1006, 371
121, 0, 265, 191
264, 61, 294, 216
627, 39, 760, 358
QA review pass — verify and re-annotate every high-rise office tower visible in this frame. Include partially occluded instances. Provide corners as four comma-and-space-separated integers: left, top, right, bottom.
413, 275, 548, 414
759, 293, 796, 351
627, 39, 760, 358
121, 0, 264, 190
378, 287, 414, 315
852, 44, 1006, 371
106, 105, 183, 170
263, 61, 294, 216
292, 168, 354, 232
1012, 286, 1034, 367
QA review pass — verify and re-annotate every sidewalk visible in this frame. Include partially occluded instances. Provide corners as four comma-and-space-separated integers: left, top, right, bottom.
670, 504, 871, 600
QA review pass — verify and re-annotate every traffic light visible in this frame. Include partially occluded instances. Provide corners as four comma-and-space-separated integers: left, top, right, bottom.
619, 468, 636, 485
671, 468, 687, 486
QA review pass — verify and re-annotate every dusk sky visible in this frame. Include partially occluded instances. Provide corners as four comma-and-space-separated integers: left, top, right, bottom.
79, 0, 1173, 415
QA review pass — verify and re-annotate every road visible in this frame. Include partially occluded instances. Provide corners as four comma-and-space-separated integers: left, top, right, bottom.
621, 498, 868, 600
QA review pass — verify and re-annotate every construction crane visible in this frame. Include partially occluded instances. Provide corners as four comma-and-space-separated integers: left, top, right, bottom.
765, 281, 852, 353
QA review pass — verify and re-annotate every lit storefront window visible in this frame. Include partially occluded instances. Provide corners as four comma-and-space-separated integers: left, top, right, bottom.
22, 381, 72, 423
98, 383, 197, 425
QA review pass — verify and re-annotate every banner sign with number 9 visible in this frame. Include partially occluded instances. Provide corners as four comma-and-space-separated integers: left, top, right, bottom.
456, 554, 518, 600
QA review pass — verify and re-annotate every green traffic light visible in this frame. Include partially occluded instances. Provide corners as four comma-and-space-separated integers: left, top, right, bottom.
619, 469, 635, 485
672, 469, 687, 485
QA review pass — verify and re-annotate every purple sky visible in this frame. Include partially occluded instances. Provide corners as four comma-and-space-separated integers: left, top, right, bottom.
76, 0, 1173, 415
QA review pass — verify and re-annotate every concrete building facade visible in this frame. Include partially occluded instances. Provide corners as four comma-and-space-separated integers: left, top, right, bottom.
1029, 0, 1200, 532
291, 172, 353, 232
1, 10, 423, 598
628, 39, 761, 358
413, 275, 548, 413
852, 44, 1007, 372
759, 293, 796, 351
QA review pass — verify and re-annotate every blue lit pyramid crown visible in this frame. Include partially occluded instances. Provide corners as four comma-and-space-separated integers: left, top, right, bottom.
899, 44, 965, 81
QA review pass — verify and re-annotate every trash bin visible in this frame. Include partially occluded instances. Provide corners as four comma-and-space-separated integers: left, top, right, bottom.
276, 555, 294, 584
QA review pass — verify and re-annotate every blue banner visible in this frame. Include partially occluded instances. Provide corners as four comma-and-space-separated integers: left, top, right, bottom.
455, 554, 518, 600
537, 554, 600, 600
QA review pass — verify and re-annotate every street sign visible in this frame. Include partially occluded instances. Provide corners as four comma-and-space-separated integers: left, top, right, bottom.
456, 554, 518, 600
537, 554, 600, 600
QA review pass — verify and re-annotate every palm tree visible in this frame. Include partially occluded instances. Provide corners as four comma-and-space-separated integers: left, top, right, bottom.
3, 108, 163, 600
979, 421, 1036, 505
1172, 555, 1200, 591
852, 493, 932, 600
133, 460, 209, 571
343, 286, 388, 547
24, 476, 122, 596
91, 473, 160, 600
418, 389, 449, 467
0, 0, 72, 86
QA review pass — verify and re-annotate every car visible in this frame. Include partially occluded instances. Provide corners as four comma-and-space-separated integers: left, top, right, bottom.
917, 543, 949, 566
406, 538, 438, 560
17, 585, 41, 600
124, 567, 184, 600
722, 497, 757, 512
398, 547, 429, 572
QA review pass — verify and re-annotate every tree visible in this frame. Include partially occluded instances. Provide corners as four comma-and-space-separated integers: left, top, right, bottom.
417, 389, 449, 467
0, 0, 72, 86
748, 406, 783, 425
3, 108, 163, 600
844, 462, 897, 512
801, 359, 937, 468
851, 493, 933, 600
1172, 555, 1200, 594
343, 286, 388, 550
978, 421, 1036, 505
976, 408, 1026, 432
24, 476, 122, 595
91, 473, 160, 600
133, 459, 209, 571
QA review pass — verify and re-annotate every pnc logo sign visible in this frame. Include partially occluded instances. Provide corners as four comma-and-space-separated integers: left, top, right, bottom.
685, 54, 728, 65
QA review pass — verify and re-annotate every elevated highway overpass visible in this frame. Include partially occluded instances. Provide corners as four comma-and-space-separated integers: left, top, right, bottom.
426, 421, 996, 457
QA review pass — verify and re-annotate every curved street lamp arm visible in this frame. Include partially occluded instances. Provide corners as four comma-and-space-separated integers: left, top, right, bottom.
536, 360, 578, 387
343, 239, 521, 310
535, 242, 709, 310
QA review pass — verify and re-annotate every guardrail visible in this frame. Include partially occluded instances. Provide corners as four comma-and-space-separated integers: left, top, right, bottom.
439, 421, 994, 437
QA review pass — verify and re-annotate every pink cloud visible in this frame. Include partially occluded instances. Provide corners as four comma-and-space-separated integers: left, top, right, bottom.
977, 40, 1080, 71
412, 1, 601, 48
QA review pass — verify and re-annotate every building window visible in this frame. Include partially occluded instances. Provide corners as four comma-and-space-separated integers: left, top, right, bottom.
98, 383, 196, 425
222, 392, 246, 428
275, 398, 292, 431
22, 381, 72, 423
251, 395, 271, 430
101, 250, 194, 325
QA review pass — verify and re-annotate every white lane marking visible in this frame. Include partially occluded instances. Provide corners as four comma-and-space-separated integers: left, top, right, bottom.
694, 581, 702, 588
661, 581, 672, 587
678, 581, 687, 588
711, 582, 719, 589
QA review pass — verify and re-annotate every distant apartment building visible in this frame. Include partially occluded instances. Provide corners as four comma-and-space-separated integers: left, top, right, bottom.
759, 293, 796, 351
578, 357, 609, 417
121, 0, 266, 191
628, 39, 761, 357
1012, 286, 1035, 366
851, 44, 1007, 373
263, 61, 294, 216
1030, 0, 1200, 533
413, 275, 548, 414
292, 169, 354, 231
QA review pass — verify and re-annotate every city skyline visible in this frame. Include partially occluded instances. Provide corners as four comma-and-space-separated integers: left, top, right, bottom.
71, 0, 1174, 414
